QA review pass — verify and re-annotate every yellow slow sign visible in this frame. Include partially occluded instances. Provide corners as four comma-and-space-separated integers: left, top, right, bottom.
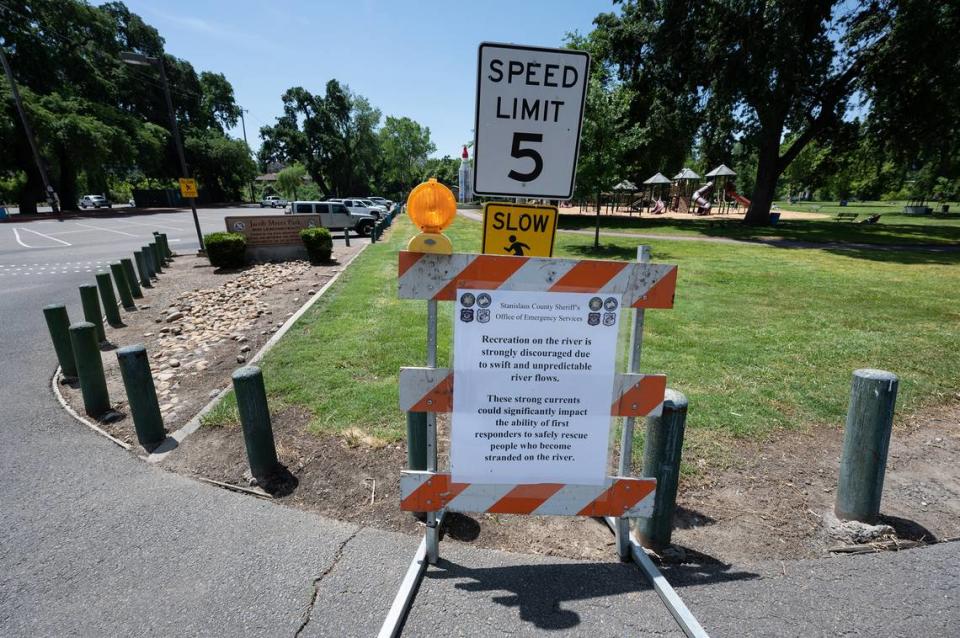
179, 177, 198, 198
481, 202, 558, 257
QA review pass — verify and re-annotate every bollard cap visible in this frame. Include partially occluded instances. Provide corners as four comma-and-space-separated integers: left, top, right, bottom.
68, 321, 96, 331
232, 365, 262, 381
117, 344, 147, 358
43, 303, 66, 311
663, 388, 688, 411
79, 283, 98, 290
853, 368, 898, 382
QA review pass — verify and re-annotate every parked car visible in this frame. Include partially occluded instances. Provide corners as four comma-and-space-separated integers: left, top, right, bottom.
79, 194, 112, 209
329, 197, 383, 219
287, 200, 377, 236
368, 196, 394, 211
260, 195, 287, 208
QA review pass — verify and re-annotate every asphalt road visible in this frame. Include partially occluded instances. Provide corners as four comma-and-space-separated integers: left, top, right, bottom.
1, 207, 958, 636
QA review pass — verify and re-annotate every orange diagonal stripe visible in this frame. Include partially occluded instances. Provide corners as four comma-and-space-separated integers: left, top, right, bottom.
434, 255, 528, 300
577, 479, 656, 517
409, 372, 453, 412
632, 266, 677, 308
549, 260, 627, 293
398, 251, 424, 278
400, 473, 469, 512
488, 483, 565, 514
612, 375, 667, 417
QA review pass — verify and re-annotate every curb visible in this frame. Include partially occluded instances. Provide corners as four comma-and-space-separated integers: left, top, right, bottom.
52, 242, 371, 461
51, 368, 132, 451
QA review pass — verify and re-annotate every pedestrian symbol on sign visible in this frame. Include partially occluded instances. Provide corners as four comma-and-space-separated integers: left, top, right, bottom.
504, 235, 530, 256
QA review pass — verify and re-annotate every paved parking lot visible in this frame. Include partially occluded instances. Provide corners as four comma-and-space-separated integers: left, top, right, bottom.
0, 207, 365, 281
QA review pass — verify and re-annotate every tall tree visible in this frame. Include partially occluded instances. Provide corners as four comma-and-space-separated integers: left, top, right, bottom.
592, 0, 960, 224
258, 80, 382, 197
378, 116, 435, 198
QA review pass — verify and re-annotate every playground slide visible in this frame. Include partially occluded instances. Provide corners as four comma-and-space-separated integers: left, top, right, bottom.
725, 183, 750, 208
693, 181, 714, 211
650, 198, 665, 214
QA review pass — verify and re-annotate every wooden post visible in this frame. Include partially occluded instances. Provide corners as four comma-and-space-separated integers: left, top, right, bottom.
110, 262, 136, 310
836, 369, 898, 524
120, 258, 142, 299
78, 284, 106, 343
95, 272, 122, 327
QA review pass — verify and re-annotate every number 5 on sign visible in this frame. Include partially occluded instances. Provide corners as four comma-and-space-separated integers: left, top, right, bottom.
473, 43, 590, 199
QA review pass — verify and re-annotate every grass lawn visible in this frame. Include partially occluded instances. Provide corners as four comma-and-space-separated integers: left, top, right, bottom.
558, 201, 960, 246
205, 215, 960, 451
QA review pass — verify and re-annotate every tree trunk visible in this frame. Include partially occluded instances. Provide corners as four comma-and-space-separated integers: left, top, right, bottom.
743, 131, 782, 226
594, 185, 601, 249
17, 166, 42, 216
58, 146, 78, 211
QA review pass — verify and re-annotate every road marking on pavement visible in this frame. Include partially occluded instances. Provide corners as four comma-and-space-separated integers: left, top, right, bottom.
111, 218, 184, 231
14, 227, 73, 247
72, 222, 138, 238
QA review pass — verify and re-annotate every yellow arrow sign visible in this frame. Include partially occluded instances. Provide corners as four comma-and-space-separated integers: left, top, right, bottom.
481, 202, 558, 257
179, 177, 197, 198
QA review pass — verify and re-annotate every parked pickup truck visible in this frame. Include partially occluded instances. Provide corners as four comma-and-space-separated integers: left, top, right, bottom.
287, 200, 377, 236
260, 195, 287, 208
329, 197, 385, 219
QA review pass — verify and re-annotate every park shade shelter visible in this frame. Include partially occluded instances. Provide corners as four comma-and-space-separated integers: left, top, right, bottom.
643, 173, 672, 212
612, 180, 639, 213
671, 168, 701, 213
705, 164, 737, 214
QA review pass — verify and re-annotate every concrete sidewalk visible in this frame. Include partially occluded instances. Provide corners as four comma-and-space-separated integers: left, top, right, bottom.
2, 210, 958, 637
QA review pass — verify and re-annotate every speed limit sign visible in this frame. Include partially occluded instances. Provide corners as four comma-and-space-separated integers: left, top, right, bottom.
473, 42, 590, 199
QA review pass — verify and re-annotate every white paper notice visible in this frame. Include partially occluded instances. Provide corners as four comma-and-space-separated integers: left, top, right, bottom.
451, 289, 622, 485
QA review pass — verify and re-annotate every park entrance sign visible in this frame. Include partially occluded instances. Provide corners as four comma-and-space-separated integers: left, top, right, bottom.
473, 43, 590, 199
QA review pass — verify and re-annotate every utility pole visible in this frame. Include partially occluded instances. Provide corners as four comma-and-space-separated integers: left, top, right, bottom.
239, 108, 255, 203
121, 51, 205, 253
0, 44, 60, 214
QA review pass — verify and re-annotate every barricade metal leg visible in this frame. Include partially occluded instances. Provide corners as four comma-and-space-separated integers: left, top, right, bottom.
616, 245, 650, 560
425, 298, 440, 564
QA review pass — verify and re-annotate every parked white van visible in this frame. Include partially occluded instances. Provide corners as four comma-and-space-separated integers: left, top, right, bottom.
287, 200, 377, 236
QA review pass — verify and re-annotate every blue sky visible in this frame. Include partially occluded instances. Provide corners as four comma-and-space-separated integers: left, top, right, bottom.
122, 0, 617, 160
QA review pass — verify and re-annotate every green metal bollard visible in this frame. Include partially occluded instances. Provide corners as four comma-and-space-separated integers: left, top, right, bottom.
343, 226, 351, 247
120, 258, 142, 299
836, 369, 899, 524
79, 284, 106, 343
153, 233, 169, 263
159, 232, 173, 258
638, 389, 688, 549
116, 344, 165, 447
231, 366, 280, 480
150, 242, 164, 273
134, 251, 152, 288
406, 412, 428, 470
110, 262, 136, 310
371, 222, 378, 243
141, 245, 157, 278
95, 272, 123, 327
68, 321, 111, 417
43, 304, 78, 379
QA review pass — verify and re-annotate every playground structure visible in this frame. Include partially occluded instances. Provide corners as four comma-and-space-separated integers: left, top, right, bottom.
643, 172, 672, 214
670, 168, 700, 214
574, 163, 755, 218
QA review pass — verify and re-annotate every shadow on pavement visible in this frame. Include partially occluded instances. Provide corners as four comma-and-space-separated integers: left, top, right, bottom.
657, 546, 761, 588
425, 557, 690, 631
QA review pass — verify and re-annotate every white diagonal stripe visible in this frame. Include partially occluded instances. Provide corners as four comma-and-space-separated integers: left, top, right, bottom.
446, 482, 514, 513
499, 257, 578, 291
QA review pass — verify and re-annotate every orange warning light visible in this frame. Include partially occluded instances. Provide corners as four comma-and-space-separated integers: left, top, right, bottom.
406, 178, 456, 233
406, 178, 456, 254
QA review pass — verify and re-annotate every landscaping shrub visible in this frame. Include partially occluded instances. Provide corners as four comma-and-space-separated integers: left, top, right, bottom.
204, 232, 247, 268
300, 227, 333, 263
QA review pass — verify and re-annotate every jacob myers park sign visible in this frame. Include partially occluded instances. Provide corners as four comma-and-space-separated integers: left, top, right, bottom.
225, 214, 320, 261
